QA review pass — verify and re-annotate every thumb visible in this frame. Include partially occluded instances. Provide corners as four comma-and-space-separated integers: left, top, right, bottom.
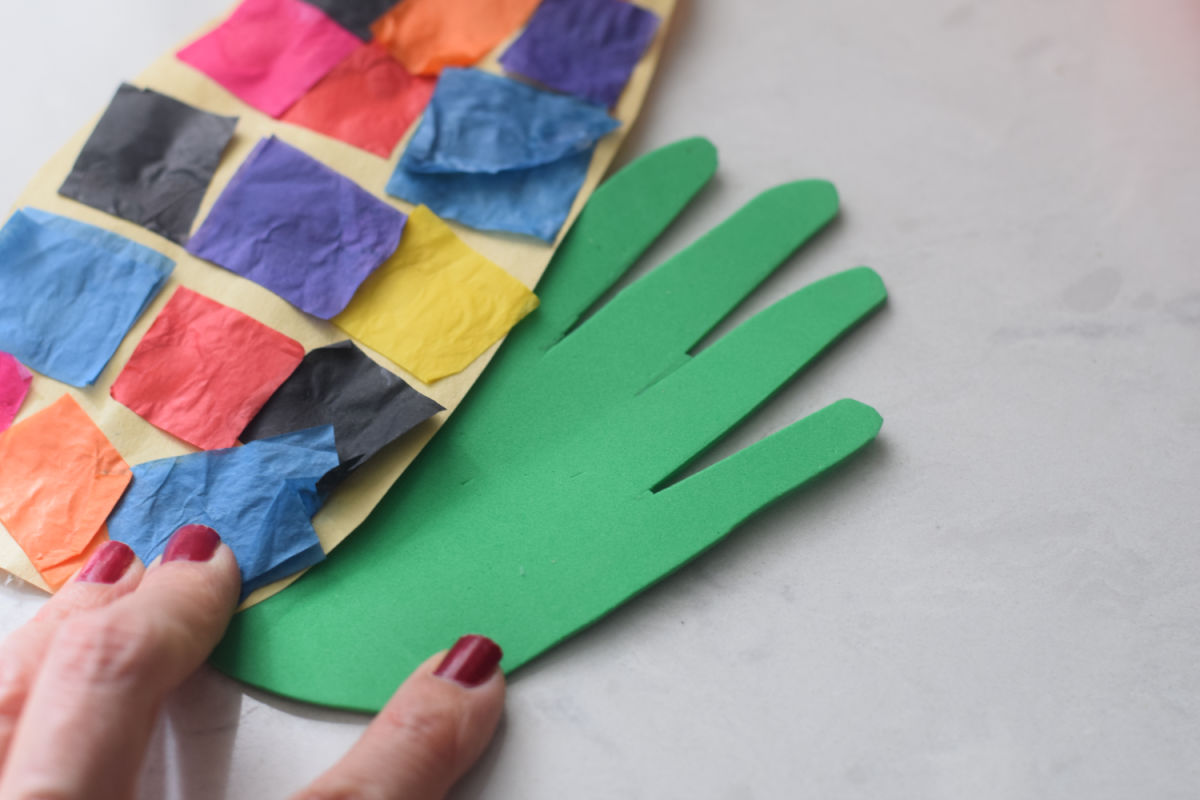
294, 636, 505, 800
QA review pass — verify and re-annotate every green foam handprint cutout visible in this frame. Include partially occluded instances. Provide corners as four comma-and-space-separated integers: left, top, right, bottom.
211, 138, 888, 711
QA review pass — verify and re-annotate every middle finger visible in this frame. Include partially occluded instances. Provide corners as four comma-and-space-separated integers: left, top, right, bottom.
0, 541, 143, 770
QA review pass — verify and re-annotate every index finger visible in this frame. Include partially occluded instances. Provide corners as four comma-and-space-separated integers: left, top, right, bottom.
0, 525, 240, 800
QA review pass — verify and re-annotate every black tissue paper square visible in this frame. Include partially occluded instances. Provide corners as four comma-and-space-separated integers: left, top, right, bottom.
59, 83, 238, 244
241, 341, 444, 492
300, 0, 400, 40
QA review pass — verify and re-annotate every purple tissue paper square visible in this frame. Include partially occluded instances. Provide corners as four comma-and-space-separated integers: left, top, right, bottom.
187, 137, 406, 319
499, 0, 660, 109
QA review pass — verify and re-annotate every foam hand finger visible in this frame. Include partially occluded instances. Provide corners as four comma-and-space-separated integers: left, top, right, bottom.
468, 178, 844, 467
530, 137, 717, 343
555, 180, 840, 399
0, 542, 144, 771
0, 526, 239, 800
655, 399, 884, 535
618, 267, 887, 491
295, 636, 505, 800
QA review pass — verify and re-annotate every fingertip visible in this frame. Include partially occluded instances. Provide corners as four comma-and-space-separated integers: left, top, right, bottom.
75, 541, 139, 586
152, 524, 240, 583
399, 638, 507, 754
161, 524, 221, 563
28, 543, 144, 628
422, 636, 507, 753
297, 639, 507, 800
432, 635, 504, 690
140, 525, 241, 618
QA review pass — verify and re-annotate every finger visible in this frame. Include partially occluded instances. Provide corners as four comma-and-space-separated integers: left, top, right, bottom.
0, 542, 144, 770
296, 635, 505, 800
556, 179, 840, 397
534, 137, 718, 344
0, 525, 240, 800
620, 267, 887, 491
654, 398, 883, 533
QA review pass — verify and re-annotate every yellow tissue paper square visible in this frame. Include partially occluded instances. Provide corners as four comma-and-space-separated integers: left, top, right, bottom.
335, 206, 539, 383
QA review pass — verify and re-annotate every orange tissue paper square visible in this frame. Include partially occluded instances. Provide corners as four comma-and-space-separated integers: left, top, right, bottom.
0, 395, 131, 589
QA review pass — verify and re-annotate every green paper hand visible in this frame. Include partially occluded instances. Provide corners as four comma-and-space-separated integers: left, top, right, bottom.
211, 138, 889, 711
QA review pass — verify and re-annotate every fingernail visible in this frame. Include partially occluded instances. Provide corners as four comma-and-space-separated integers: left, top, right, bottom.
77, 541, 136, 584
434, 635, 503, 688
162, 524, 221, 563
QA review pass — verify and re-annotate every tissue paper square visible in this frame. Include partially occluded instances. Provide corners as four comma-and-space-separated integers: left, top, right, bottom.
0, 209, 172, 387
177, 0, 361, 117
386, 69, 618, 241
188, 137, 407, 318
108, 427, 340, 596
0, 395, 131, 590
281, 43, 435, 157
0, 353, 32, 432
58, 84, 237, 243
110, 287, 305, 450
499, 0, 660, 108
335, 206, 538, 382
298, 0, 399, 40
241, 341, 444, 490
372, 0, 541, 76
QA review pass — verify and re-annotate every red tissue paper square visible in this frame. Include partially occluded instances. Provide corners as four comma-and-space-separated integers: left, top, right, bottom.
111, 287, 305, 450
282, 43, 435, 157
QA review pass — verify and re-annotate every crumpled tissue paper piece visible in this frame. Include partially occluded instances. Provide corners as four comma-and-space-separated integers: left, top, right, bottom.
0, 353, 32, 432
282, 43, 435, 158
108, 427, 340, 597
0, 395, 131, 590
403, 69, 620, 174
372, 0, 541, 76
58, 83, 237, 244
22, 208, 180, 273
188, 136, 408, 319
241, 341, 444, 491
335, 206, 539, 382
0, 208, 173, 387
177, 0, 361, 118
499, 0, 661, 109
298, 0, 400, 41
386, 69, 618, 242
110, 287, 305, 450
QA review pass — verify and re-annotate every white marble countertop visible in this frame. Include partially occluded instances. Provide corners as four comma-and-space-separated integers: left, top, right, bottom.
3, 1, 1199, 797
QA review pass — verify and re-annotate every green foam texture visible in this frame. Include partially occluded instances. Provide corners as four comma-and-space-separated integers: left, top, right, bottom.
211, 138, 888, 711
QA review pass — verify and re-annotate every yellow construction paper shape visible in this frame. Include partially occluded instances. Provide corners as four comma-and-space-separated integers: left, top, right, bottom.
0, 395, 130, 589
335, 206, 539, 383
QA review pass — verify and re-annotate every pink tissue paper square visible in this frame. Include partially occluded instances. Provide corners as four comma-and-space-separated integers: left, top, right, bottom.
0, 352, 32, 432
177, 0, 361, 118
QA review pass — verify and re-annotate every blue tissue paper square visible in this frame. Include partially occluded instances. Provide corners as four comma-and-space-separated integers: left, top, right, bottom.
108, 427, 341, 596
387, 69, 619, 242
0, 209, 173, 387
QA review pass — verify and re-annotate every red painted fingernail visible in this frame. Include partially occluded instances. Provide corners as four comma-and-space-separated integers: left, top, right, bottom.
162, 524, 221, 563
76, 541, 136, 584
434, 635, 503, 688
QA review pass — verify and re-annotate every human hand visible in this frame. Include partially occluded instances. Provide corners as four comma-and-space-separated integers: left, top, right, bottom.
0, 528, 505, 800
215, 137, 888, 711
